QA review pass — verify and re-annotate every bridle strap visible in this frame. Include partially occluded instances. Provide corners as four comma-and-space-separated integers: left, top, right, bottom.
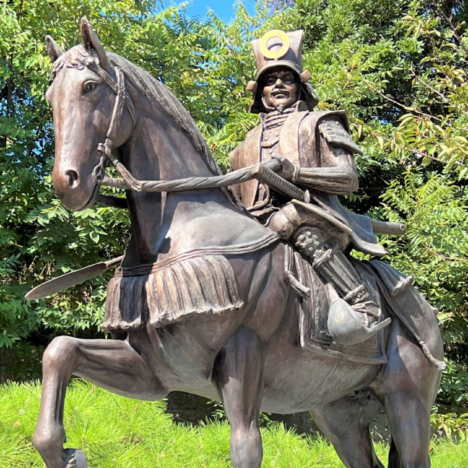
92, 65, 136, 125
91, 64, 139, 187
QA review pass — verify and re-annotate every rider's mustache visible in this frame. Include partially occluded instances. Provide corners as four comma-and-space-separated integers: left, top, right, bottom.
271, 83, 289, 95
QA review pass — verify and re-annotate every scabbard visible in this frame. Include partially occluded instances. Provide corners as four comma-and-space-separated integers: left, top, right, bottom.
251, 167, 407, 238
371, 220, 406, 236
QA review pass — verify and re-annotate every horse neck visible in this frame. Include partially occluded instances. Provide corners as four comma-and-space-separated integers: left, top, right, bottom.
120, 95, 227, 265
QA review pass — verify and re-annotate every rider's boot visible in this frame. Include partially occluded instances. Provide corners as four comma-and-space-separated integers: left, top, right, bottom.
294, 226, 392, 346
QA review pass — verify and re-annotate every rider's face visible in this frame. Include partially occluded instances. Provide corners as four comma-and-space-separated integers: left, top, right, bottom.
262, 68, 299, 110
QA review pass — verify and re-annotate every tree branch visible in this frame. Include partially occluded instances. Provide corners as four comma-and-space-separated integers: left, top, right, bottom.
364, 79, 443, 122
366, 129, 463, 167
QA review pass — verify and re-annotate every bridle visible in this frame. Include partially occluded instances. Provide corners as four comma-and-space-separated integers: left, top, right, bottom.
90, 63, 142, 191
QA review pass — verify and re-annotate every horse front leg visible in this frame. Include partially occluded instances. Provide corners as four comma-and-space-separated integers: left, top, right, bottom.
213, 326, 265, 468
33, 336, 165, 468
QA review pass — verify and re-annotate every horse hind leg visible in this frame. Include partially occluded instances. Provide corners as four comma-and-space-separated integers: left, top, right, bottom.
212, 326, 265, 468
388, 438, 402, 468
381, 376, 434, 468
372, 319, 442, 468
310, 392, 384, 468
33, 335, 165, 468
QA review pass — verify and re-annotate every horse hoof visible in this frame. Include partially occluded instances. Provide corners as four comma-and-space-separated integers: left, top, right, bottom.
64, 449, 87, 468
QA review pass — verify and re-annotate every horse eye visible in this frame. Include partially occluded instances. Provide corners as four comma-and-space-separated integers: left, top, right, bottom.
83, 81, 97, 94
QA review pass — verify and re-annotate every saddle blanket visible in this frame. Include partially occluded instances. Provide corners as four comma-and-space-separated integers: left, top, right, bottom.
102, 232, 279, 331
103, 254, 243, 331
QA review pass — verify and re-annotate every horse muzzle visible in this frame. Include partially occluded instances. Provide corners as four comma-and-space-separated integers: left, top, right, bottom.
52, 165, 99, 211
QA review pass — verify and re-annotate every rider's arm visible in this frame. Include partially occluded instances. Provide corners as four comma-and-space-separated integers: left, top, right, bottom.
293, 150, 358, 194
280, 117, 361, 195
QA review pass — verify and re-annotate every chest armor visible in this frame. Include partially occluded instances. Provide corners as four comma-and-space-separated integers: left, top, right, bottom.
234, 109, 332, 208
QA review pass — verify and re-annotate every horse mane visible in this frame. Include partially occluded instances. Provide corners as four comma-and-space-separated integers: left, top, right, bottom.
51, 45, 221, 176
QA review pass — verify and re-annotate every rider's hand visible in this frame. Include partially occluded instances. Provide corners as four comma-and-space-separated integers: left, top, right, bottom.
273, 155, 297, 182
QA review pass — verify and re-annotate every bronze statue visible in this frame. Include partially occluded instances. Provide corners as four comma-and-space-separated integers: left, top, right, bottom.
32, 19, 444, 468
231, 29, 394, 346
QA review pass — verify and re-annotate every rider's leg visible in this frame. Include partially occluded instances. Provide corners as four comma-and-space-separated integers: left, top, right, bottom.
310, 393, 384, 468
293, 226, 393, 345
294, 226, 372, 307
213, 326, 265, 468
34, 336, 165, 468
372, 320, 442, 468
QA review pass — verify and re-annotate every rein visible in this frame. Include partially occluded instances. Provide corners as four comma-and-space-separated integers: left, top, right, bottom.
89, 62, 295, 198
88, 63, 406, 238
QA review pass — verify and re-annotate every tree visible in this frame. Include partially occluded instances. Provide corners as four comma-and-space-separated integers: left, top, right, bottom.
0, 0, 467, 414
0, 0, 272, 377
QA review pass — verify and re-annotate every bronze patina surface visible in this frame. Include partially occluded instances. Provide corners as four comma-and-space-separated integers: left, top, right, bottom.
32, 20, 444, 468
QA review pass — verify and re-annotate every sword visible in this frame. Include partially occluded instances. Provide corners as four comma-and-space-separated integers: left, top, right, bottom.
251, 163, 406, 236
25, 256, 124, 300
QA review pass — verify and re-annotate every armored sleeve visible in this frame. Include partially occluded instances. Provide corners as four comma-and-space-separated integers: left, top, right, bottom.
318, 117, 362, 156
293, 116, 360, 195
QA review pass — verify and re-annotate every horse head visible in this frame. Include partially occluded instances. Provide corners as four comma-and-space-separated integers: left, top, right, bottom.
46, 18, 222, 213
46, 18, 135, 211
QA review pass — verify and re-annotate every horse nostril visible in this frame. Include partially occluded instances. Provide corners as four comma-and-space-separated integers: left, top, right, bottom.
65, 170, 79, 188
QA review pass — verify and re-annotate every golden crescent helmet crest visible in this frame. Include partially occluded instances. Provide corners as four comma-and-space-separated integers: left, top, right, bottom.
259, 30, 291, 60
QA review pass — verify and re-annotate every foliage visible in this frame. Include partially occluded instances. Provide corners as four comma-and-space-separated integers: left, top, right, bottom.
0, 0, 147, 348
1, 380, 468, 467
0, 0, 266, 349
431, 411, 468, 443
0, 0, 281, 355
0, 0, 468, 415
0, 342, 43, 382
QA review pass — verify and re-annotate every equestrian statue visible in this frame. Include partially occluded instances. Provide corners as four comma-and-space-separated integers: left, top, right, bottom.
29, 19, 445, 468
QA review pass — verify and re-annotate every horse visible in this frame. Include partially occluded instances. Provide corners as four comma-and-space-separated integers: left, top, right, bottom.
33, 18, 444, 468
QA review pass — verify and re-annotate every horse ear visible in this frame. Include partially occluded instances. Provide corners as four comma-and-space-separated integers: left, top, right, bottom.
45, 36, 63, 63
80, 17, 111, 70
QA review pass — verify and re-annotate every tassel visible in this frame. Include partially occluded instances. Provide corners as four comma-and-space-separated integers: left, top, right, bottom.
419, 341, 446, 372
246, 81, 258, 93
300, 70, 311, 82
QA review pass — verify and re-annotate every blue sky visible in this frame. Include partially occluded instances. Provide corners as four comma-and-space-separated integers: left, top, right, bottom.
178, 0, 257, 22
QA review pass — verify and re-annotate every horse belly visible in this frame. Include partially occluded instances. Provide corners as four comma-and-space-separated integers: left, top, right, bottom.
261, 341, 380, 414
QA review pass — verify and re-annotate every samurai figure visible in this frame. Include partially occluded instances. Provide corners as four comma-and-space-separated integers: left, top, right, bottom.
229, 30, 396, 345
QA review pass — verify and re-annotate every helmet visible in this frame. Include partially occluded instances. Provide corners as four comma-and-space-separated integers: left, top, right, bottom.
247, 30, 319, 114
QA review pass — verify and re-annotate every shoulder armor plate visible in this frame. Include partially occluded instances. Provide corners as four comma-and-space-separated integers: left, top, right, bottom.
319, 119, 362, 155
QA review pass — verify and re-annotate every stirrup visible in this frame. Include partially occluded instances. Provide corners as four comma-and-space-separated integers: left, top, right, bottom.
361, 317, 392, 336
326, 285, 391, 346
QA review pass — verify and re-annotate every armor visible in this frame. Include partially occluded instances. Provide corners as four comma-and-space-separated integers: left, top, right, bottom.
230, 29, 392, 345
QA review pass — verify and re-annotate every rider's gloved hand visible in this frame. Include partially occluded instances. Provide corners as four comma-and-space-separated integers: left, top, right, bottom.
272, 155, 299, 183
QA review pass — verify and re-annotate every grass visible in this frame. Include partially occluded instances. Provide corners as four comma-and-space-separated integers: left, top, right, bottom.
0, 380, 467, 467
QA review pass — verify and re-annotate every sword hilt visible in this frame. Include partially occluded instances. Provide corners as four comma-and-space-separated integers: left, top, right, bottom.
252, 164, 307, 202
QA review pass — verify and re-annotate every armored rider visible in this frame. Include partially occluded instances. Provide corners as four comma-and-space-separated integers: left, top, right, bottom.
230, 30, 392, 345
